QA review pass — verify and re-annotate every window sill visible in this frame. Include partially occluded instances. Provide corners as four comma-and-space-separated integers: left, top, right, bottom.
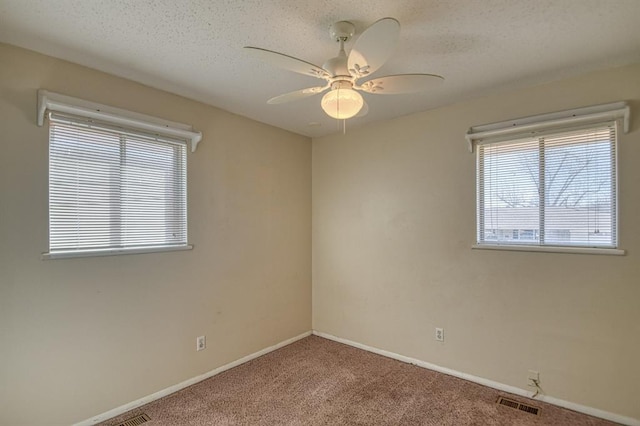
42, 244, 193, 260
472, 244, 625, 256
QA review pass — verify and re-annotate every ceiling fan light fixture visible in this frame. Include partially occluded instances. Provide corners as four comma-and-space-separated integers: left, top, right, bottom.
321, 85, 363, 120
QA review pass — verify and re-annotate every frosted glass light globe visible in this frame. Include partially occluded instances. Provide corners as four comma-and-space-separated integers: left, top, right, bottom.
321, 88, 364, 119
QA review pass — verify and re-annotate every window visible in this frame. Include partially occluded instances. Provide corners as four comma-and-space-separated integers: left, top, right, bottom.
477, 124, 616, 248
467, 102, 629, 254
38, 90, 201, 259
47, 114, 189, 257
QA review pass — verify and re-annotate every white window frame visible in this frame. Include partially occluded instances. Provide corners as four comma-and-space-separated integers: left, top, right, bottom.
37, 90, 202, 259
467, 102, 629, 256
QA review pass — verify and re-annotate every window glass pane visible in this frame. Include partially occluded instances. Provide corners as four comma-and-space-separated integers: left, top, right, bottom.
543, 128, 614, 246
121, 138, 185, 247
49, 125, 120, 250
480, 139, 540, 244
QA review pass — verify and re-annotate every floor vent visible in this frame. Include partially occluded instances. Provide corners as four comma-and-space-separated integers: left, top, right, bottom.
115, 413, 150, 426
497, 397, 541, 416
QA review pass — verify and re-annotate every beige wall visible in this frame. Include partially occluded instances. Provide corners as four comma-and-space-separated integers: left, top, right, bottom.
313, 63, 640, 420
0, 43, 311, 425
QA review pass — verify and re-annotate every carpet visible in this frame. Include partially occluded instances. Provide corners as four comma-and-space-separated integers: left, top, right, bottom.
99, 335, 618, 425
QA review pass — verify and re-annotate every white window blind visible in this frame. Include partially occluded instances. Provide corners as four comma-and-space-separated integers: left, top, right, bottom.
47, 113, 189, 257
477, 123, 617, 249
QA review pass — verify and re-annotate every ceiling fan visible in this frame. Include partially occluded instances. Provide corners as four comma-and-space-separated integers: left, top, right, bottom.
244, 18, 444, 121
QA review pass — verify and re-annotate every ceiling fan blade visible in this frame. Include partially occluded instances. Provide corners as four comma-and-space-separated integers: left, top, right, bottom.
357, 74, 444, 94
347, 18, 400, 79
244, 47, 330, 79
267, 86, 329, 104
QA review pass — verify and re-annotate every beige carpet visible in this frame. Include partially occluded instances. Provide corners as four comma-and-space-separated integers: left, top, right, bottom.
100, 336, 618, 425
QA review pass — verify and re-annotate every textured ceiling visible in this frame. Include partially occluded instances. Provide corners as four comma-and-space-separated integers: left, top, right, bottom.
1, 0, 639, 138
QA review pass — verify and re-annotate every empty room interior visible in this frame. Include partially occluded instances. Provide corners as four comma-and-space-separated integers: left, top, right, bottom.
1, 1, 639, 425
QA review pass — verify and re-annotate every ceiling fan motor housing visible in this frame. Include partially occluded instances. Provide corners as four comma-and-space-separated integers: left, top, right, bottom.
323, 51, 350, 79
330, 80, 353, 91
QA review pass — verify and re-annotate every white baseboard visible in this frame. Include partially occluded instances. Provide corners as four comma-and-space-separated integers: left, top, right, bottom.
312, 330, 640, 426
74, 331, 312, 426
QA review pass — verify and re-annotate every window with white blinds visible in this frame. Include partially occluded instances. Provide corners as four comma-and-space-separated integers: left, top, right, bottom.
477, 123, 617, 249
47, 113, 189, 257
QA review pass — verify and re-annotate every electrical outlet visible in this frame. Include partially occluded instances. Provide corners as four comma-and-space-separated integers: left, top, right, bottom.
528, 370, 539, 386
435, 327, 444, 342
196, 335, 206, 351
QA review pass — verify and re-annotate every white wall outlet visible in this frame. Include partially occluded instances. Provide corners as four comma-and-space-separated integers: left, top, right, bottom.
196, 335, 206, 351
528, 370, 539, 386
435, 327, 444, 342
